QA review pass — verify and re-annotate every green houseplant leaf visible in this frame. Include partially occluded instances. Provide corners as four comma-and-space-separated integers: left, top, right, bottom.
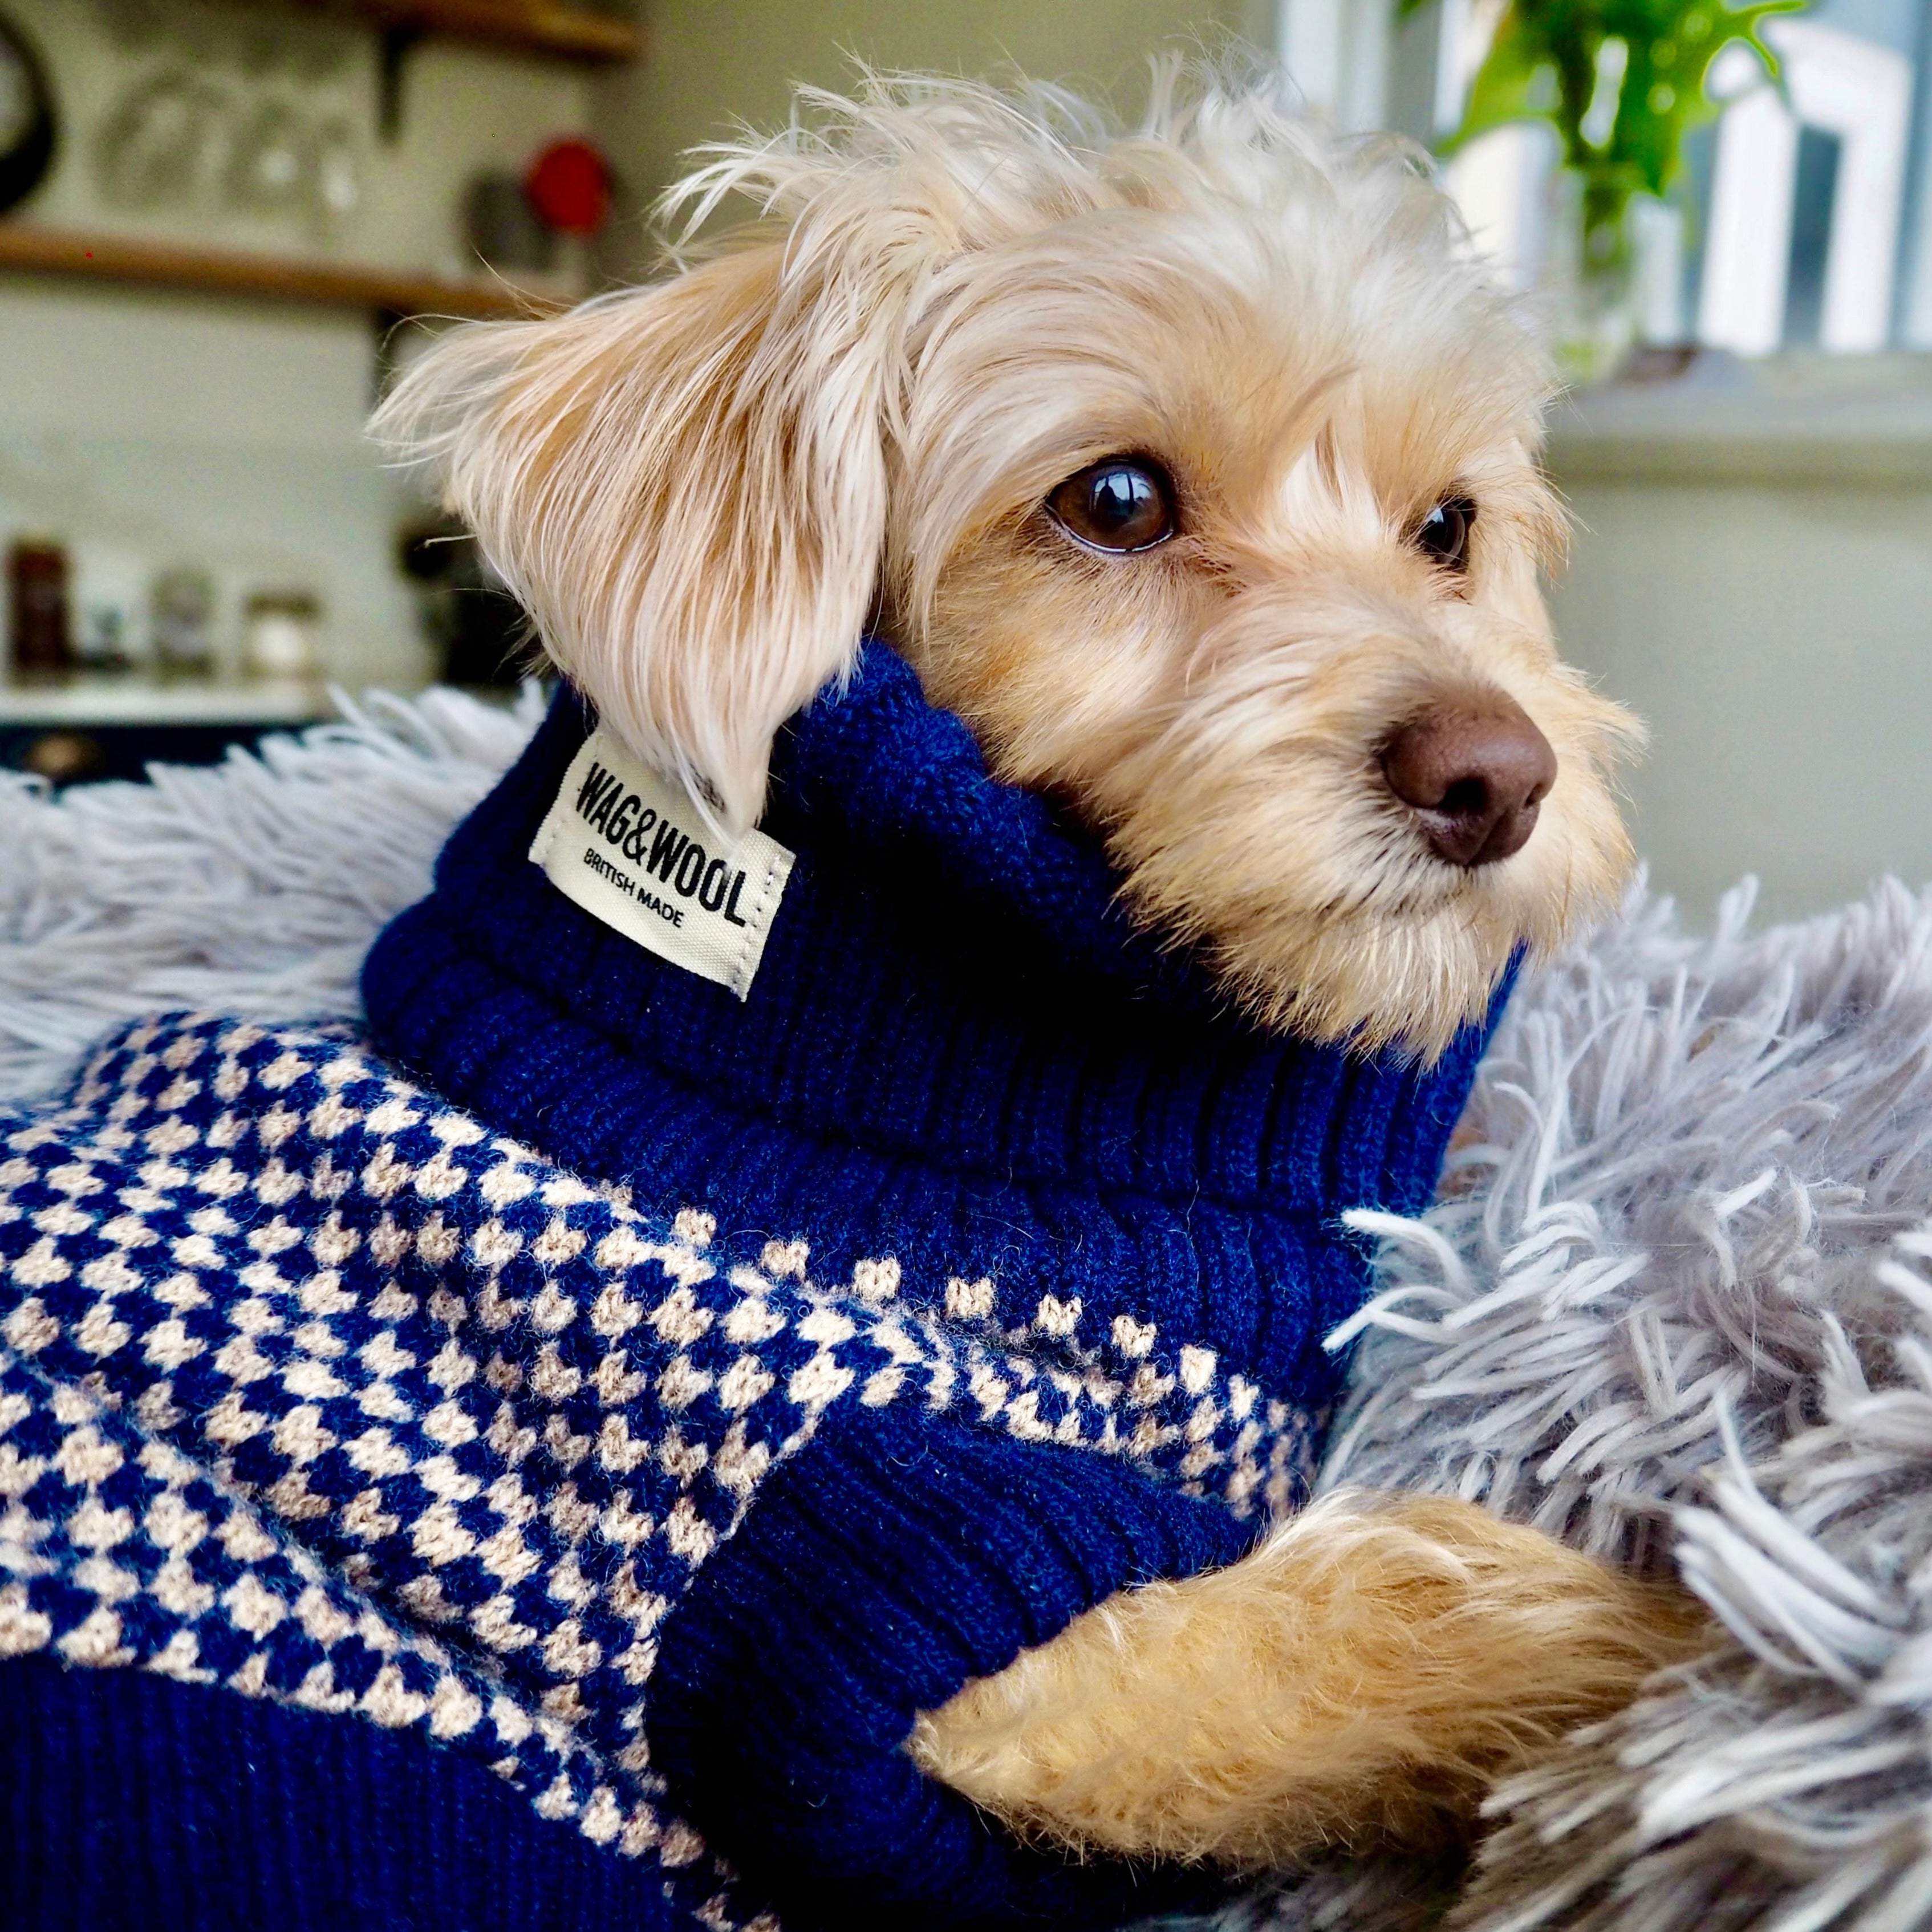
1420, 0, 1804, 268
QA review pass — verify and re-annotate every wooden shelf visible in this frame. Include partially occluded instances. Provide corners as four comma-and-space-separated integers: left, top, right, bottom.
294, 2, 640, 62
0, 676, 337, 728
0, 223, 564, 319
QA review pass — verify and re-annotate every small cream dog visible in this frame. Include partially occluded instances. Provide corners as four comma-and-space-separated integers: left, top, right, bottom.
377, 65, 1699, 1870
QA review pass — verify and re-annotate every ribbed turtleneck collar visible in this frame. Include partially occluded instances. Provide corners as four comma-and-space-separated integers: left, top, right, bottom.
362, 643, 1508, 1413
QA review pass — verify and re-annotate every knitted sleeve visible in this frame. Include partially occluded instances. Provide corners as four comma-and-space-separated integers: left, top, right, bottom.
0, 1014, 1270, 1929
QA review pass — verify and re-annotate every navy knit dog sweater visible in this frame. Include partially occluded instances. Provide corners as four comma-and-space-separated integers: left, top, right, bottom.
0, 644, 1507, 1932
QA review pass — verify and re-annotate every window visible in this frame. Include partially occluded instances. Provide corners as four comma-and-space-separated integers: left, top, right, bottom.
1281, 0, 1932, 352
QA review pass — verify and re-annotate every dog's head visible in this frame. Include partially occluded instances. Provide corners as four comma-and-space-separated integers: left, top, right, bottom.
375, 67, 1639, 1059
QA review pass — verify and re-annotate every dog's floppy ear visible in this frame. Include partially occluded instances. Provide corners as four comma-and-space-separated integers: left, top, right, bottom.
373, 240, 906, 829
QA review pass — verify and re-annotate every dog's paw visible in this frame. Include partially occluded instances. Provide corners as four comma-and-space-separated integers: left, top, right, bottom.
906, 1489, 1708, 1869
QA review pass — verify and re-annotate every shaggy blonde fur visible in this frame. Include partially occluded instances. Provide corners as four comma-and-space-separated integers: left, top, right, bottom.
910, 1491, 1708, 1867
372, 63, 1685, 1869
372, 62, 1637, 1058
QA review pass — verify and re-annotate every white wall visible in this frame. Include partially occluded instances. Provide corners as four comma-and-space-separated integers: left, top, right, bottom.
588, 0, 1268, 274
1547, 360, 1932, 922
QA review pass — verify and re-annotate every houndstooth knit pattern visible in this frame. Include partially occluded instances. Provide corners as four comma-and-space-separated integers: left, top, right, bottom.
0, 1006, 1315, 1924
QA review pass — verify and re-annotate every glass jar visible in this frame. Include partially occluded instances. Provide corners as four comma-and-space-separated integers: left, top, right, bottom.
1543, 171, 1643, 387
152, 566, 216, 677
242, 589, 320, 678
8, 535, 70, 676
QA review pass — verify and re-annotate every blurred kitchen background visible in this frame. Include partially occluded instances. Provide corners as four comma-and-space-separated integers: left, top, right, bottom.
1, 0, 1928, 923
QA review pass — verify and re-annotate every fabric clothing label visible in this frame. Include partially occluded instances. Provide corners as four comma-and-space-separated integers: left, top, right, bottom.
529, 726, 793, 1000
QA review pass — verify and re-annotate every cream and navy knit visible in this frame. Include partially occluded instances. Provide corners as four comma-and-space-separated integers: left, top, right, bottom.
0, 644, 1509, 1932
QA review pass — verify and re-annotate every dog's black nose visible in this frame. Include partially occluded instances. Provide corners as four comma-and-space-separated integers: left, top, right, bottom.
1383, 699, 1557, 867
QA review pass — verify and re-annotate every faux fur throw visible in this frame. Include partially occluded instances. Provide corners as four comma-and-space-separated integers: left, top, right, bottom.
1194, 874, 1932, 1932
5, 692, 1932, 1932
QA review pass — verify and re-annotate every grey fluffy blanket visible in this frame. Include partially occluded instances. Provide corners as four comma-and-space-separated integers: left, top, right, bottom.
5, 691, 1931, 1932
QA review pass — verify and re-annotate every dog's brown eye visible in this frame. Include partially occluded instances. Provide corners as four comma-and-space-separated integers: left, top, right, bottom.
1414, 496, 1476, 572
1046, 458, 1178, 554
